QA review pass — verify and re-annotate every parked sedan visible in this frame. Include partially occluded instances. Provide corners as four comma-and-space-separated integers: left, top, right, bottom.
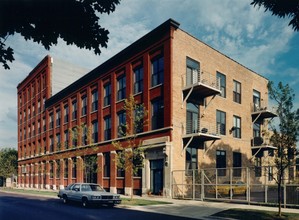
58, 183, 121, 207
207, 180, 247, 197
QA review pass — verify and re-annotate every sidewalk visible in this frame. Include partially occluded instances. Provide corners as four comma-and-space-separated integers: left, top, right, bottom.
121, 195, 299, 219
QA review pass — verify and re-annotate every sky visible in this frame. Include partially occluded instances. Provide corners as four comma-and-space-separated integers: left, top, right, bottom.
0, 0, 298, 150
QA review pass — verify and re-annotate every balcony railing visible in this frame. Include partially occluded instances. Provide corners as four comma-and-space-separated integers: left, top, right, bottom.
251, 100, 277, 122
182, 70, 221, 102
184, 119, 220, 142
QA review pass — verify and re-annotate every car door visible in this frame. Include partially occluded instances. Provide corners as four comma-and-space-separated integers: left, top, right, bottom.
69, 184, 81, 201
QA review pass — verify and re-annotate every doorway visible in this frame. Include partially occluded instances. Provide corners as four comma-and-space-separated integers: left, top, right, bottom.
150, 159, 164, 195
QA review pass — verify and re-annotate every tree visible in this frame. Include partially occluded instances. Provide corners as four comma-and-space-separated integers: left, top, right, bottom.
251, 0, 299, 31
0, 148, 18, 179
113, 95, 147, 199
268, 81, 299, 217
0, 0, 121, 69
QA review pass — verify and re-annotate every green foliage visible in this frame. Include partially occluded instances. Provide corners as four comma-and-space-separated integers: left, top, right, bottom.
267, 81, 299, 216
0, 0, 121, 69
0, 148, 18, 178
251, 0, 299, 31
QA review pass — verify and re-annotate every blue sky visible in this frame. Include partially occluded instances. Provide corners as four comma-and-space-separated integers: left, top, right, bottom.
0, 0, 298, 149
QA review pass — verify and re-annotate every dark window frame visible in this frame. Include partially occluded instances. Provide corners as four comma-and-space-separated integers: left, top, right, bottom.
151, 55, 164, 87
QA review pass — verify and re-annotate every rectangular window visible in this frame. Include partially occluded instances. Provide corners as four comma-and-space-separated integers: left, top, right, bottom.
233, 152, 242, 177
81, 96, 87, 116
64, 159, 68, 178
134, 104, 145, 133
134, 66, 143, 94
64, 105, 69, 123
104, 116, 111, 140
49, 113, 54, 129
253, 123, 261, 138
56, 109, 61, 127
216, 110, 226, 135
151, 55, 164, 87
253, 90, 261, 111
104, 83, 111, 107
91, 90, 98, 112
185, 146, 198, 175
233, 80, 241, 104
50, 162, 54, 178
64, 130, 69, 149
50, 136, 54, 152
233, 116, 241, 138
186, 57, 200, 86
117, 75, 126, 101
255, 157, 262, 177
56, 161, 60, 178
151, 98, 164, 130
81, 124, 87, 145
216, 150, 226, 176
72, 100, 77, 120
72, 157, 77, 178
186, 102, 199, 134
56, 133, 61, 151
103, 153, 110, 177
217, 72, 226, 98
92, 121, 98, 143
117, 111, 126, 137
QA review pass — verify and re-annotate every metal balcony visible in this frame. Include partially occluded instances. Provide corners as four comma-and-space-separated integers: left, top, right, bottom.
251, 136, 277, 151
183, 120, 220, 147
251, 102, 277, 122
182, 70, 221, 104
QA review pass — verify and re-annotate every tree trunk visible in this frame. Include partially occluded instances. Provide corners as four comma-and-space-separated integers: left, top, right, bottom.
278, 182, 281, 217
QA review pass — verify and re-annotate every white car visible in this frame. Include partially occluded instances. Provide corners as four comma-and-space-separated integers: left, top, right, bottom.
58, 183, 121, 207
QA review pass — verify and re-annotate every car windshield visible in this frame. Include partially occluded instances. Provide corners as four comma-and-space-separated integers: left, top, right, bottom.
89, 184, 105, 192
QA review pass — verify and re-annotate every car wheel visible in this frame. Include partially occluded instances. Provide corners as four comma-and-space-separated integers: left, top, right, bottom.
82, 198, 89, 208
62, 195, 68, 204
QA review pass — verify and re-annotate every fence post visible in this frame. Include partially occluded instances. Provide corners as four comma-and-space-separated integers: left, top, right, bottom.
192, 169, 195, 200
201, 169, 204, 201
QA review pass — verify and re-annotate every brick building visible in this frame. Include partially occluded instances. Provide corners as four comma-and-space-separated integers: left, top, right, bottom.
17, 19, 276, 197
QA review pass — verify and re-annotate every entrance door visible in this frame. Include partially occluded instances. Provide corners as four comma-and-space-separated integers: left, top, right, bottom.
150, 159, 164, 195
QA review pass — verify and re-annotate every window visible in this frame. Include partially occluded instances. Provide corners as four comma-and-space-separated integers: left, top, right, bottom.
134, 104, 145, 133
56, 161, 60, 178
253, 123, 261, 138
117, 75, 126, 101
255, 157, 262, 177
233, 116, 241, 138
253, 90, 261, 111
151, 55, 164, 87
81, 96, 87, 116
186, 57, 200, 86
117, 111, 126, 137
72, 157, 77, 178
56, 109, 61, 127
72, 100, 77, 120
216, 150, 226, 176
185, 146, 198, 174
38, 100, 41, 113
134, 66, 143, 94
103, 153, 110, 177
186, 102, 199, 134
233, 152, 242, 177
71, 127, 77, 147
43, 118, 46, 131
151, 98, 164, 130
104, 83, 111, 107
92, 121, 98, 143
50, 136, 54, 152
233, 80, 241, 103
56, 133, 61, 150
216, 110, 226, 135
91, 90, 98, 112
217, 72, 226, 98
50, 162, 54, 178
64, 105, 69, 123
104, 116, 111, 140
64, 159, 68, 178
81, 125, 87, 145
49, 113, 54, 129
64, 130, 69, 149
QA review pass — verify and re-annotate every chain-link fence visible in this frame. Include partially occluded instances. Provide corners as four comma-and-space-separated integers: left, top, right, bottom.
172, 166, 299, 207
